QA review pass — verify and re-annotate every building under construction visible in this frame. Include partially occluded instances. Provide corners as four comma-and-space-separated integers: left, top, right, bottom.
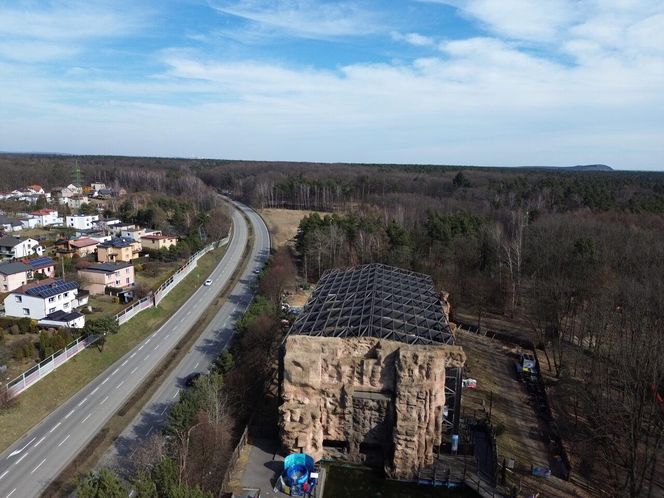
279, 263, 465, 480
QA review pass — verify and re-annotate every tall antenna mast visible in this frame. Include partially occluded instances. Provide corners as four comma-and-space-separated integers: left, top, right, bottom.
72, 161, 83, 188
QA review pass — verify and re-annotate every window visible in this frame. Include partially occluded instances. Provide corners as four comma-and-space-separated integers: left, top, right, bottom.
15, 295, 22, 303
63, 292, 68, 297
23, 308, 30, 316
49, 307, 55, 313
126, 278, 130, 284
63, 302, 69, 308
49, 297, 55, 302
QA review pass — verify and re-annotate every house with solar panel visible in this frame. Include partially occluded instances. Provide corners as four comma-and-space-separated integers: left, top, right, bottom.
279, 264, 466, 481
97, 237, 142, 263
3, 279, 88, 327
24, 257, 56, 279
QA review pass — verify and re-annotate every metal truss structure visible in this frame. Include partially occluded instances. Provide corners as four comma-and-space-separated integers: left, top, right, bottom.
289, 263, 454, 345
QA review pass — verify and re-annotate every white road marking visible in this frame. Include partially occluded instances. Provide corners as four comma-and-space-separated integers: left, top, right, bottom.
130, 352, 136, 359
116, 381, 125, 390
194, 361, 200, 369
14, 454, 28, 465
130, 367, 138, 374
172, 390, 180, 399
144, 354, 150, 361
82, 413, 92, 423
153, 345, 159, 351
165, 334, 170, 339
77, 397, 88, 407
179, 317, 184, 324
145, 426, 153, 437
49, 422, 61, 434
0, 470, 8, 480
102, 377, 109, 385
91, 387, 99, 395
8, 437, 36, 457
186, 311, 191, 316
111, 368, 119, 376
138, 345, 144, 351
121, 360, 128, 367
30, 458, 46, 474
161, 406, 169, 415
65, 409, 75, 419
145, 338, 151, 344
33, 436, 46, 449
57, 434, 70, 447
100, 395, 109, 405
6, 488, 16, 497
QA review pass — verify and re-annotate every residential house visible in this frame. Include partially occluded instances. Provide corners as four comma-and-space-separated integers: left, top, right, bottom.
65, 214, 100, 231
38, 310, 85, 329
4, 279, 86, 320
27, 185, 45, 195
24, 257, 56, 279
65, 195, 90, 209
0, 262, 30, 292
0, 236, 42, 260
55, 237, 99, 258
120, 227, 157, 241
90, 182, 106, 192
30, 208, 61, 227
140, 234, 178, 251
96, 237, 141, 263
52, 184, 81, 205
96, 188, 114, 199
18, 216, 40, 229
111, 223, 135, 236
74, 230, 112, 244
93, 218, 121, 232
78, 262, 135, 294
0, 215, 23, 232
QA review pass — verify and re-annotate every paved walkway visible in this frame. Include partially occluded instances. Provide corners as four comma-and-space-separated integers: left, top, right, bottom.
235, 438, 284, 498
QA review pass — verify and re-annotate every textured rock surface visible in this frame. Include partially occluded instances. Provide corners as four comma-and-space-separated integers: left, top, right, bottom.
279, 336, 465, 480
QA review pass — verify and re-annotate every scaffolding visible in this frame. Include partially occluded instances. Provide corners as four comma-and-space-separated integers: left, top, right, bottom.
288, 263, 454, 345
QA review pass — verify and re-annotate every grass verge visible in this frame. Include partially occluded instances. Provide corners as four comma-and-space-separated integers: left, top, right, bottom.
43, 216, 255, 496
0, 245, 227, 453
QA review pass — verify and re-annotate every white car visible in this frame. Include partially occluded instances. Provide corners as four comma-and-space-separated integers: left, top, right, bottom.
204, 279, 213, 286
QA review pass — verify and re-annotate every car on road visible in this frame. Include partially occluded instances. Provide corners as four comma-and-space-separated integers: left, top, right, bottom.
253, 269, 261, 274
204, 279, 213, 286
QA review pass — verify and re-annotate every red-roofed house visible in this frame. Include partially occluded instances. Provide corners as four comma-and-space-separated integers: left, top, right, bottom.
30, 208, 60, 227
27, 185, 44, 195
55, 238, 99, 257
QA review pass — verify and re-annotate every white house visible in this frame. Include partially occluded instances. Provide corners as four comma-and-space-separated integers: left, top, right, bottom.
65, 214, 99, 230
30, 208, 61, 227
38, 310, 85, 329
63, 195, 90, 209
4, 280, 82, 320
0, 236, 43, 260
90, 182, 106, 192
0, 215, 23, 232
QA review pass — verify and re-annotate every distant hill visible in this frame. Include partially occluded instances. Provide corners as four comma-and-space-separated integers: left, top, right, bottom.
569, 164, 613, 171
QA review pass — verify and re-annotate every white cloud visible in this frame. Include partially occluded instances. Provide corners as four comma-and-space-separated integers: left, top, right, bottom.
391, 31, 436, 47
209, 0, 380, 39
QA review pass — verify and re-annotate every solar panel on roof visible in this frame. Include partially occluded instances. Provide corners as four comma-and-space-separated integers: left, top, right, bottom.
27, 257, 55, 268
25, 280, 78, 298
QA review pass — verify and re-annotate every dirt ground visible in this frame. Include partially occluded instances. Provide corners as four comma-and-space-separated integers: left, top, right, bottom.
258, 208, 325, 248
456, 330, 591, 498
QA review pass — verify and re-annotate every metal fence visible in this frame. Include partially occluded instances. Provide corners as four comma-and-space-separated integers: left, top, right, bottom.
5, 235, 230, 398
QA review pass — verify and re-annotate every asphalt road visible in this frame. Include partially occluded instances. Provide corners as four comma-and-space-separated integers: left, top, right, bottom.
101, 200, 270, 471
0, 200, 269, 498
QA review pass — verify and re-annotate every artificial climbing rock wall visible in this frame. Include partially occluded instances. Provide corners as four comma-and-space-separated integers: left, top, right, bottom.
279, 335, 465, 480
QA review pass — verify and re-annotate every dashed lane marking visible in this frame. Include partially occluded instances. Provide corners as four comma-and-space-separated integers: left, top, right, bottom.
49, 422, 61, 434
6, 488, 16, 497
172, 390, 180, 399
30, 458, 46, 474
130, 367, 138, 375
116, 381, 125, 390
130, 352, 137, 359
57, 434, 70, 447
121, 360, 128, 367
100, 396, 109, 405
14, 454, 28, 466
65, 409, 75, 419
82, 413, 92, 423
0, 470, 8, 480
91, 387, 99, 395
77, 397, 88, 407
33, 436, 46, 449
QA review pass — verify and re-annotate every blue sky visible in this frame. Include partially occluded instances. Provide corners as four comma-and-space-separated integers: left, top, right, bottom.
0, 1, 663, 169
